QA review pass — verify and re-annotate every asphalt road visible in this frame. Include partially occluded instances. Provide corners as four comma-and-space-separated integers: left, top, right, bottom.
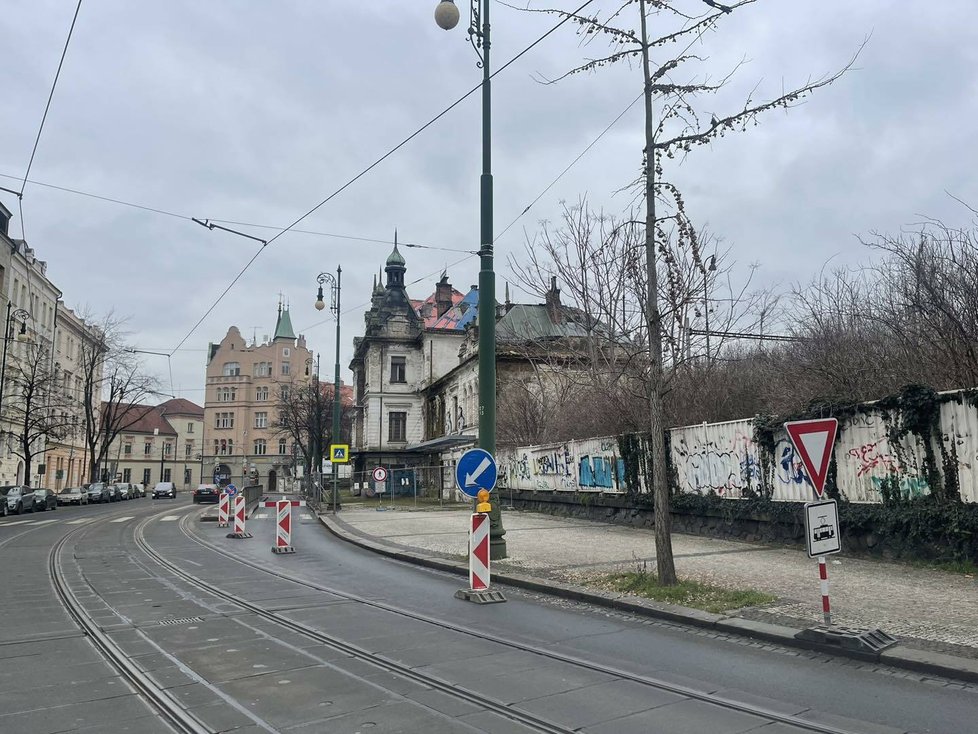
0, 496, 973, 733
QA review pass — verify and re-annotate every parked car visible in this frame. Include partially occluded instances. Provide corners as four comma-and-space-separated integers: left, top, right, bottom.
192, 484, 220, 504
115, 483, 132, 500
0, 486, 36, 515
58, 487, 89, 506
104, 483, 122, 502
152, 482, 176, 499
130, 483, 146, 498
31, 488, 58, 511
86, 482, 111, 503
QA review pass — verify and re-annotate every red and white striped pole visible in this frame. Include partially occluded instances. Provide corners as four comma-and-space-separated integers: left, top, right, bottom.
271, 499, 295, 554
818, 555, 832, 626
469, 513, 490, 591
226, 495, 252, 539
217, 492, 230, 528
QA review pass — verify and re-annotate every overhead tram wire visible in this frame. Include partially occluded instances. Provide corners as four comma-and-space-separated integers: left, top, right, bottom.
167, 0, 598, 356
19, 0, 84, 239
0, 172, 472, 253
303, 90, 648, 332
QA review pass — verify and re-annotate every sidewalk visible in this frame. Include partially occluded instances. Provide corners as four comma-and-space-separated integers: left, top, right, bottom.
324, 505, 978, 664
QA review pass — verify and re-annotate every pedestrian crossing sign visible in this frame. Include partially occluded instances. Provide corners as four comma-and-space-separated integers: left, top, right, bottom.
330, 444, 350, 463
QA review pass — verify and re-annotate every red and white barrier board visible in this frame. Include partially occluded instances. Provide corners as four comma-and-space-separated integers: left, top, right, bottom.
226, 494, 252, 539
469, 513, 490, 591
271, 499, 295, 554
217, 492, 230, 528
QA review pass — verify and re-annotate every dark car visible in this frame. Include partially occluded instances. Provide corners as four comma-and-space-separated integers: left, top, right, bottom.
104, 484, 122, 502
192, 484, 219, 504
86, 482, 110, 503
152, 482, 176, 499
0, 486, 37, 516
31, 489, 58, 512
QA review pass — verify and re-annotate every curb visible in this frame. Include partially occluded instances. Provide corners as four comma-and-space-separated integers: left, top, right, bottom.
318, 513, 978, 685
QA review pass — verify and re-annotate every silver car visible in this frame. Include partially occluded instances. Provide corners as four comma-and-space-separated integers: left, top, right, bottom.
86, 482, 110, 503
0, 486, 37, 516
58, 487, 89, 506
115, 483, 132, 500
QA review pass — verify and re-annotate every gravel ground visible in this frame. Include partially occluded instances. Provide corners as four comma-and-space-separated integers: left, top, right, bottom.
334, 505, 978, 658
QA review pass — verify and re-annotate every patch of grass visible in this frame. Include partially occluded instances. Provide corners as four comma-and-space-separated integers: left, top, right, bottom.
908, 558, 978, 576
602, 571, 776, 614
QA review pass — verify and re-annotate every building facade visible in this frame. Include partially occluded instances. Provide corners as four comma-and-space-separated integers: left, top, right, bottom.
0, 202, 63, 486
203, 306, 313, 492
45, 305, 103, 489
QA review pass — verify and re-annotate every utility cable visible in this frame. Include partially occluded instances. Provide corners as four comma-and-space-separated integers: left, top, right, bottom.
169, 0, 597, 355
20, 0, 83, 201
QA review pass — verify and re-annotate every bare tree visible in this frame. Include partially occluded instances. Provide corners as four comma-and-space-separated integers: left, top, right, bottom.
515, 0, 860, 584
275, 379, 352, 491
3, 341, 73, 486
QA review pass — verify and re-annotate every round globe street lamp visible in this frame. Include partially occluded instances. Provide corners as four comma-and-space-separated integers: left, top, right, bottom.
314, 267, 342, 514
433, 0, 506, 559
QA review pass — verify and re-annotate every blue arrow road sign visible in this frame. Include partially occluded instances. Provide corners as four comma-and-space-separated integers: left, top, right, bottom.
455, 448, 497, 498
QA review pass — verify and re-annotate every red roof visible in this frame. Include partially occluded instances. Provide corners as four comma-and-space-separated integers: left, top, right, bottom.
160, 397, 204, 418
411, 289, 465, 328
105, 403, 178, 436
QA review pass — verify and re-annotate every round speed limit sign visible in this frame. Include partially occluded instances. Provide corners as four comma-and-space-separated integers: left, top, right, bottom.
372, 466, 388, 482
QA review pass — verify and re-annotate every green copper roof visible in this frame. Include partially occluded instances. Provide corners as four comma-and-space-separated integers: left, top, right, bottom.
274, 308, 296, 340
386, 241, 405, 267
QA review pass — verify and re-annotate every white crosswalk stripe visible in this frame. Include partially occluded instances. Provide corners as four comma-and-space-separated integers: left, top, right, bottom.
66, 519, 92, 524
256, 513, 269, 519
160, 515, 180, 522
110, 516, 134, 523
25, 519, 58, 526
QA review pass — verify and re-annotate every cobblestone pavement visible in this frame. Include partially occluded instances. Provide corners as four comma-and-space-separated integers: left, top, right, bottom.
334, 505, 978, 658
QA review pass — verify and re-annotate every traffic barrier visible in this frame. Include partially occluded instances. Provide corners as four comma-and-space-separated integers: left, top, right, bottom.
217, 492, 230, 528
226, 495, 252, 539
271, 499, 295, 554
469, 512, 490, 591
455, 513, 505, 603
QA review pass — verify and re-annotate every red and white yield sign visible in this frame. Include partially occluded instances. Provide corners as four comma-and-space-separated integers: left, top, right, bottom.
469, 513, 491, 591
785, 418, 839, 498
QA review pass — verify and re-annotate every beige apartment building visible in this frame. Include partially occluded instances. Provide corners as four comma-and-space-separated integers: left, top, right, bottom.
46, 305, 103, 489
103, 398, 205, 488
203, 307, 313, 492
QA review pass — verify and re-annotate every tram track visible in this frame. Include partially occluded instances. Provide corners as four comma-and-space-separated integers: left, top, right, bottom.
48, 505, 213, 734
140, 508, 869, 734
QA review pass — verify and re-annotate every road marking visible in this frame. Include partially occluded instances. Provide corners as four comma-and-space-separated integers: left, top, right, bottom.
25, 519, 58, 526
110, 516, 134, 523
67, 518, 92, 525
160, 516, 180, 522
256, 513, 269, 519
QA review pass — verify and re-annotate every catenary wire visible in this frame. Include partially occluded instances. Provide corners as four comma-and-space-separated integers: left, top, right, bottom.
168, 0, 598, 355
20, 0, 84, 208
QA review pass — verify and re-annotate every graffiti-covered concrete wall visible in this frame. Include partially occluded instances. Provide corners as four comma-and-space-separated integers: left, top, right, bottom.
497, 389, 978, 503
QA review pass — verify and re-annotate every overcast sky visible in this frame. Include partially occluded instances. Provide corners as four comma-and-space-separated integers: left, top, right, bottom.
2, 1, 976, 402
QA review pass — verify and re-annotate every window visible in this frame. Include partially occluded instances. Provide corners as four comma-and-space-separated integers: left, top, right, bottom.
280, 385, 290, 400
144, 442, 152, 456
278, 438, 287, 454
255, 361, 272, 376
255, 412, 268, 429
217, 387, 236, 402
228, 440, 234, 455
222, 362, 241, 376
219, 439, 228, 456
185, 442, 193, 458
123, 443, 132, 456
163, 468, 171, 482
215, 412, 234, 429
389, 411, 407, 442
254, 439, 267, 455
390, 356, 406, 383
142, 468, 151, 485
281, 362, 291, 376
256, 386, 268, 401
122, 468, 131, 483
188, 422, 194, 433
184, 468, 191, 485
164, 442, 172, 456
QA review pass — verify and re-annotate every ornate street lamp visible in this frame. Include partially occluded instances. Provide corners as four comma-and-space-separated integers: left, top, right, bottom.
433, 0, 506, 558
314, 266, 342, 513
0, 304, 32, 428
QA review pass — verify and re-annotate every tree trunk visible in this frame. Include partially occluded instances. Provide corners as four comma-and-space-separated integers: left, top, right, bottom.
639, 0, 677, 585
